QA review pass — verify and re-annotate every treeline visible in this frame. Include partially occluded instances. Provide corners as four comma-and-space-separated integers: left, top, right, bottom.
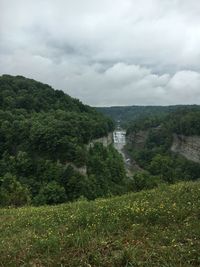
167, 109, 200, 136
0, 75, 114, 166
126, 115, 164, 134
0, 75, 128, 207
126, 108, 200, 191
97, 105, 200, 127
0, 109, 112, 165
0, 143, 127, 206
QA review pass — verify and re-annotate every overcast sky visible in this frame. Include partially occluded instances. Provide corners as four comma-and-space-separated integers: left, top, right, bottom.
1, 0, 200, 106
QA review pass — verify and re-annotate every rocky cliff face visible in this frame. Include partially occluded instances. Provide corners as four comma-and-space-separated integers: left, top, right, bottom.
65, 162, 87, 175
67, 133, 113, 176
87, 133, 113, 148
65, 133, 113, 176
171, 134, 200, 163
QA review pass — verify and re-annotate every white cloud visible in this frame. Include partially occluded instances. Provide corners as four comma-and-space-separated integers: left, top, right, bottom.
1, 0, 200, 105
166, 71, 200, 104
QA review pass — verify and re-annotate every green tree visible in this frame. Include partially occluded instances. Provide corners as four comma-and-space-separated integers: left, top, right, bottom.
34, 181, 66, 205
0, 173, 30, 206
131, 171, 161, 191
148, 154, 175, 183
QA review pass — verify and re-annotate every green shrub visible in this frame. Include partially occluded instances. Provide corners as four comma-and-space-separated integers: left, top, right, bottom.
130, 171, 161, 191
33, 181, 66, 205
0, 173, 30, 206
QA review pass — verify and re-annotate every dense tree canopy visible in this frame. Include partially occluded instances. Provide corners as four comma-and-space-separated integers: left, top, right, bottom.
0, 75, 128, 207
126, 108, 200, 188
97, 105, 200, 128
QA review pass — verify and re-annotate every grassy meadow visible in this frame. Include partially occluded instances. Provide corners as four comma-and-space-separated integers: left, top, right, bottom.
0, 181, 200, 267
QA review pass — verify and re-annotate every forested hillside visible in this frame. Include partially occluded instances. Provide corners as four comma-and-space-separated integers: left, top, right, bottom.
0, 75, 128, 206
97, 105, 200, 127
1, 76, 200, 266
126, 108, 200, 191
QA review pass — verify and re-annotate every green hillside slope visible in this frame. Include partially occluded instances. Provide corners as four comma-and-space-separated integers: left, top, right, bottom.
1, 181, 200, 266
97, 105, 200, 127
126, 109, 200, 185
0, 75, 129, 206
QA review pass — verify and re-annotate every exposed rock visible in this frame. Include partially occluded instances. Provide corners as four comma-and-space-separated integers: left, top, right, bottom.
171, 134, 200, 163
87, 132, 113, 148
66, 133, 113, 176
65, 162, 87, 175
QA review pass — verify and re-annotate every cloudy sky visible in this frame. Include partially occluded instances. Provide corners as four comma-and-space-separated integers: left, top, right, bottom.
1, 0, 200, 106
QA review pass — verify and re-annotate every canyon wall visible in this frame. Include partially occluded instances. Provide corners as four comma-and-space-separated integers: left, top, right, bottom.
171, 134, 200, 163
67, 133, 113, 176
87, 132, 113, 148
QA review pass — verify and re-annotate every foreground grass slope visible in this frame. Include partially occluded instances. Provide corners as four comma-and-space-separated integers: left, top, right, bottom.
1, 181, 200, 267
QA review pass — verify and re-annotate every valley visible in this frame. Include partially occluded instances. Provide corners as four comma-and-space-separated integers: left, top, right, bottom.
0, 75, 200, 267
1, 1, 200, 266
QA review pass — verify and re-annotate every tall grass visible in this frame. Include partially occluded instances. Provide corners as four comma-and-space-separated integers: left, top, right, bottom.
0, 181, 200, 266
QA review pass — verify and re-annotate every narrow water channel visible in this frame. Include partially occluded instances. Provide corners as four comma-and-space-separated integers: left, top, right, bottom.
113, 130, 133, 176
